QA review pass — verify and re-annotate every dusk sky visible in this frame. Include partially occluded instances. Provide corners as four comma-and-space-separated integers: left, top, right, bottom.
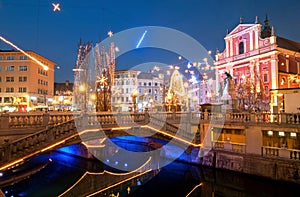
0, 0, 300, 82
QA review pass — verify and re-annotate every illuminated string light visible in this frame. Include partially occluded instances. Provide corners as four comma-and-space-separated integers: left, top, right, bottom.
52, 3, 61, 11
186, 183, 203, 197
58, 157, 152, 197
0, 35, 49, 70
108, 31, 113, 37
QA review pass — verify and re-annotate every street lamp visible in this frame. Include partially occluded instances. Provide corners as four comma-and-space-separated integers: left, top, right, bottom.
132, 89, 138, 112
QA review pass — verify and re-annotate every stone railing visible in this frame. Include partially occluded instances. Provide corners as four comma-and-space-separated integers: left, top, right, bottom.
1, 111, 300, 131
0, 119, 78, 167
262, 146, 300, 160
0, 112, 77, 130
187, 111, 300, 126
213, 141, 246, 153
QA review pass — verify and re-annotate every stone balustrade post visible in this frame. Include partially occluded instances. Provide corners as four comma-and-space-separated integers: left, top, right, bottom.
0, 113, 10, 129
43, 112, 50, 127
279, 147, 290, 159
280, 113, 287, 124
172, 110, 176, 120
203, 111, 208, 120
250, 113, 256, 122
224, 141, 232, 151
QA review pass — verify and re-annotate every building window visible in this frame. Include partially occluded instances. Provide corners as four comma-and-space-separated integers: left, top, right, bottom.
0, 66, 2, 71
6, 66, 14, 71
19, 76, 27, 82
0, 88, 1, 92
239, 42, 244, 54
148, 89, 151, 93
148, 82, 152, 86
19, 87, 27, 93
263, 73, 268, 82
19, 56, 28, 60
6, 87, 14, 93
4, 97, 11, 103
19, 97, 27, 102
6, 76, 14, 82
6, 56, 15, 60
0, 77, 1, 82
144, 82, 147, 86
155, 82, 158, 86
0, 97, 2, 103
19, 66, 28, 71
0, 56, 3, 60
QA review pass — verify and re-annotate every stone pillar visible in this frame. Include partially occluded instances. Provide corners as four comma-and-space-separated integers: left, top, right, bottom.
0, 113, 9, 129
245, 126, 262, 154
43, 112, 50, 127
230, 39, 233, 57
226, 39, 229, 57
249, 30, 253, 51
255, 28, 259, 49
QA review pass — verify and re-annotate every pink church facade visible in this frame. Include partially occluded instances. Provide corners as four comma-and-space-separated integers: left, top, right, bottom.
214, 16, 300, 113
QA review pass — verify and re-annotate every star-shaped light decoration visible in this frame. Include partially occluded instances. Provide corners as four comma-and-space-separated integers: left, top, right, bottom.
107, 31, 113, 37
52, 3, 61, 11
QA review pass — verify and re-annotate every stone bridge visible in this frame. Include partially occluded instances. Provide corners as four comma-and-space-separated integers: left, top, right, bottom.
0, 111, 300, 174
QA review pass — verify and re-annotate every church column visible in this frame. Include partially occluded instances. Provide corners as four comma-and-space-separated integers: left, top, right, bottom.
249, 30, 254, 51
230, 38, 233, 56
254, 28, 259, 49
226, 39, 229, 57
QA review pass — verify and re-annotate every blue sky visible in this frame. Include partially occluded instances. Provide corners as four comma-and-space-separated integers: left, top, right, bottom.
0, 0, 300, 82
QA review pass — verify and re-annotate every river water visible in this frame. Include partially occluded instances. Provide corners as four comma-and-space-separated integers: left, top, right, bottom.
1, 136, 299, 197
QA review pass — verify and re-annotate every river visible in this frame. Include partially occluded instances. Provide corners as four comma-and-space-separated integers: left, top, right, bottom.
1, 136, 299, 197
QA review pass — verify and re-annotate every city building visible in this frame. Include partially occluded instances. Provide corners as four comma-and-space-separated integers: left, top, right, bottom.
0, 50, 55, 112
190, 78, 216, 111
215, 16, 300, 113
112, 70, 138, 112
137, 71, 164, 112
53, 80, 74, 111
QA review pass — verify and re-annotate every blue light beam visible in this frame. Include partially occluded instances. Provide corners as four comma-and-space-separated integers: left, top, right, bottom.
136, 30, 148, 48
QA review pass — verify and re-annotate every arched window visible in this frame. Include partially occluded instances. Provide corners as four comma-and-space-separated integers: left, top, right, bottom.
239, 42, 244, 54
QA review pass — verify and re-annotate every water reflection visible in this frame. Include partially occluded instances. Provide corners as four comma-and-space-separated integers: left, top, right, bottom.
1, 137, 299, 197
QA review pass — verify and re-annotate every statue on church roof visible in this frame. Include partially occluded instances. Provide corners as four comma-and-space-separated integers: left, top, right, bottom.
240, 16, 244, 24
261, 14, 272, 38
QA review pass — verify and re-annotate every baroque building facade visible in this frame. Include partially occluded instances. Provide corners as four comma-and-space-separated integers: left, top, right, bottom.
215, 16, 300, 113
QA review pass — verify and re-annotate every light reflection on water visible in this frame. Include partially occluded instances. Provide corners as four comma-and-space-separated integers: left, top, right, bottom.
1, 136, 299, 197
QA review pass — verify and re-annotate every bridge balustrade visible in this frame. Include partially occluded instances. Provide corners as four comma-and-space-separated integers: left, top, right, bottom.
0, 112, 76, 130
213, 141, 246, 153
261, 146, 300, 160
0, 119, 78, 168
1, 111, 300, 169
